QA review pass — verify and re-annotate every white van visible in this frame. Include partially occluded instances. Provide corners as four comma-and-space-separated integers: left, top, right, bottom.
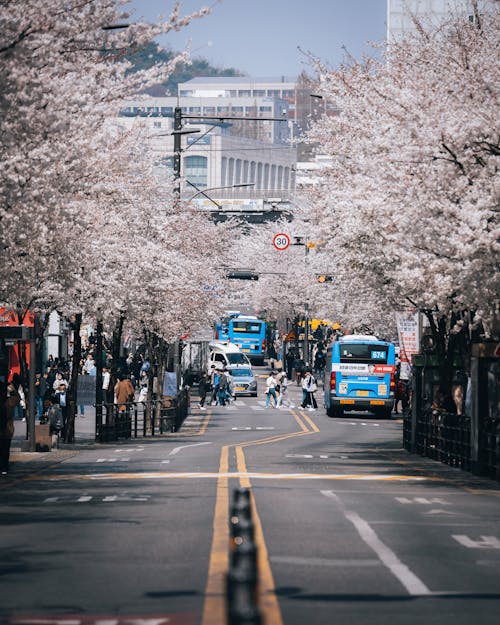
208, 341, 251, 371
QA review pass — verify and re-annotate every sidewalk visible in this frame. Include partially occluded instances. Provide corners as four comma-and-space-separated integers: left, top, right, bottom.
10, 406, 99, 467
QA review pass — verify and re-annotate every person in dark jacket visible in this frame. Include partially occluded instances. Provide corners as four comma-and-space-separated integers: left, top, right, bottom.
198, 373, 209, 410
0, 381, 20, 475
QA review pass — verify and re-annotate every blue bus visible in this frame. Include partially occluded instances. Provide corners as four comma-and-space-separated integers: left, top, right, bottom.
324, 334, 396, 419
215, 310, 241, 341
228, 315, 267, 365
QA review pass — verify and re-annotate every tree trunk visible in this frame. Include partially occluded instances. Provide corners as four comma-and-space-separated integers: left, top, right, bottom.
65, 313, 82, 443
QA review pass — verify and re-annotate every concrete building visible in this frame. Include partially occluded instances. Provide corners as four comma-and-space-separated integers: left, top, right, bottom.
387, 0, 487, 40
118, 96, 297, 201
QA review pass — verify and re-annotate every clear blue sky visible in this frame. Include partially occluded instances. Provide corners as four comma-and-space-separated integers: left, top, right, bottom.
129, 0, 387, 77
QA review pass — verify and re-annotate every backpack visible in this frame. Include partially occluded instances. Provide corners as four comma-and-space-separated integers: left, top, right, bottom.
47, 405, 64, 431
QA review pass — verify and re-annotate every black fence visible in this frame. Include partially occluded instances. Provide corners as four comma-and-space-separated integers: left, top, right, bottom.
404, 343, 499, 481
96, 388, 190, 443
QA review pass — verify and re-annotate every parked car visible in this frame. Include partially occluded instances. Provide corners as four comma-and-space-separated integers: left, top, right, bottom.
208, 341, 251, 371
229, 366, 258, 397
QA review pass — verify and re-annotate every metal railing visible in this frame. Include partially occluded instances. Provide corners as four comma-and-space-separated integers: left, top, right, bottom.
95, 389, 189, 442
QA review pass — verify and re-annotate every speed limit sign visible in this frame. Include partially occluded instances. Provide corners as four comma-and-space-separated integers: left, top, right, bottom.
273, 233, 291, 251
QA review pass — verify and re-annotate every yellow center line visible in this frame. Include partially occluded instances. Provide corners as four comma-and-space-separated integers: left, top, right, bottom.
195, 410, 212, 436
201, 445, 229, 625
297, 409, 320, 433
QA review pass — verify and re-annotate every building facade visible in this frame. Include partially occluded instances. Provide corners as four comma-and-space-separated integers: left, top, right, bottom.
387, 0, 487, 40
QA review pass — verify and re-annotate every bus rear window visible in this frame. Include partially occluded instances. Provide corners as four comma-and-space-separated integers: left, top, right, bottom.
232, 321, 263, 334
340, 343, 388, 363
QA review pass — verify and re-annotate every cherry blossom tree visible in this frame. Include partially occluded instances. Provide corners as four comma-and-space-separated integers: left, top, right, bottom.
0, 1, 232, 437
305, 1, 499, 403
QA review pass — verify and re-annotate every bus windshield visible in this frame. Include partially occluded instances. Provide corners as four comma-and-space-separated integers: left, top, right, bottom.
340, 343, 388, 364
232, 321, 263, 334
227, 353, 249, 365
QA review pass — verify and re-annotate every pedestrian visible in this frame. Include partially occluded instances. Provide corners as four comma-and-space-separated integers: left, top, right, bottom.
82, 353, 96, 376
34, 372, 46, 421
276, 371, 294, 408
265, 371, 278, 408
137, 370, 148, 402
54, 382, 69, 435
46, 395, 64, 449
52, 371, 68, 392
301, 369, 318, 410
102, 366, 112, 403
208, 366, 220, 405
218, 369, 228, 406
294, 357, 305, 386
198, 372, 209, 409
114, 375, 135, 412
0, 381, 20, 475
285, 349, 295, 380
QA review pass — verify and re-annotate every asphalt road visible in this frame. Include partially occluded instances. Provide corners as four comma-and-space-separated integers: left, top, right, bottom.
1, 368, 499, 625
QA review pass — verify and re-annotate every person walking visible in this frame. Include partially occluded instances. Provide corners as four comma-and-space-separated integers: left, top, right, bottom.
218, 370, 228, 407
265, 371, 278, 408
34, 372, 46, 421
208, 366, 220, 406
198, 373, 209, 410
276, 371, 294, 409
301, 369, 318, 410
0, 381, 20, 475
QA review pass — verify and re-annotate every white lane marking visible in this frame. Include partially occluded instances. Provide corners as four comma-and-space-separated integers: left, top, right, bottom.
322, 490, 431, 595
251, 406, 264, 411
271, 555, 379, 567
161, 460, 171, 464
96, 458, 130, 463
396, 497, 451, 505
232, 426, 276, 431
169, 441, 212, 456
286, 454, 314, 459
67, 472, 430, 482
77, 496, 92, 503
256, 426, 275, 430
453, 535, 500, 549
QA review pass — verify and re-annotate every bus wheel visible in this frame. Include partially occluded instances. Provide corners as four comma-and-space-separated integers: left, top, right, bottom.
379, 408, 392, 419
327, 405, 343, 418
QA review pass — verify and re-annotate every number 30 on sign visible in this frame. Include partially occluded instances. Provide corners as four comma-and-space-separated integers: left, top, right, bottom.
273, 233, 291, 251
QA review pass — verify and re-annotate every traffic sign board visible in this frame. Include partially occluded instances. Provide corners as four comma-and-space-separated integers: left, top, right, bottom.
273, 233, 290, 251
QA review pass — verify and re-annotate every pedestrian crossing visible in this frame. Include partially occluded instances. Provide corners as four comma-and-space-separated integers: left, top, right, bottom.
200, 399, 296, 412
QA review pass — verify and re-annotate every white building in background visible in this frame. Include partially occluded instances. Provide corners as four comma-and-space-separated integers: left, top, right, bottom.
387, 0, 487, 40
118, 96, 297, 199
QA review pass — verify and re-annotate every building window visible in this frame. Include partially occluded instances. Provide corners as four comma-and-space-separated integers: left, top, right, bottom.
277, 166, 283, 189
180, 90, 193, 97
238, 90, 251, 97
184, 155, 208, 188
253, 90, 265, 97
250, 161, 256, 182
161, 107, 173, 114
229, 90, 237, 97
267, 90, 280, 97
228, 158, 235, 186
231, 106, 244, 113
235, 159, 242, 184
259, 106, 272, 112
189, 107, 201, 113
284, 167, 290, 189
270, 165, 276, 190
257, 163, 263, 189
263, 164, 270, 190
243, 161, 249, 182
203, 106, 216, 113
153, 121, 162, 128
221, 157, 227, 186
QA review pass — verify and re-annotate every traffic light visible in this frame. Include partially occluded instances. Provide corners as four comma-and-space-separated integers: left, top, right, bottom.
226, 271, 259, 280
317, 275, 333, 283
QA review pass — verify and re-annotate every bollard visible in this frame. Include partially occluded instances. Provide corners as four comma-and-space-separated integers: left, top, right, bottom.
227, 566, 261, 625
230, 541, 258, 601
231, 487, 252, 523
230, 515, 255, 559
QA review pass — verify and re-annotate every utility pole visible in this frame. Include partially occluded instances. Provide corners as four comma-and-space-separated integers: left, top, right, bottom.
173, 106, 182, 197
